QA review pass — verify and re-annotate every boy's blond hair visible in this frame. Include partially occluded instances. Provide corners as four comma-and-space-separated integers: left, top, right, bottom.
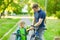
19, 20, 25, 24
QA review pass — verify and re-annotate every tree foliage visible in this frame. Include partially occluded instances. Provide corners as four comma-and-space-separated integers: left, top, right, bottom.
47, 0, 60, 17
0, 0, 60, 18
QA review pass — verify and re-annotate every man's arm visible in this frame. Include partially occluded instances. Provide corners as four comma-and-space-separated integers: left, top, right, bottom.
34, 18, 43, 27
33, 18, 36, 25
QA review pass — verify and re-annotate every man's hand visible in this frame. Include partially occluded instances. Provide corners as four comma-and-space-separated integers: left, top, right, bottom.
29, 27, 34, 30
31, 25, 34, 27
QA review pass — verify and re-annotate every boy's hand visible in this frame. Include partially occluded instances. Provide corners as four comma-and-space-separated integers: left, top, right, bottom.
26, 27, 34, 32
26, 29, 30, 32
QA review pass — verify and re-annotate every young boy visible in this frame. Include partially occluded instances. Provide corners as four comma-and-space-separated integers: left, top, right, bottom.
16, 20, 34, 40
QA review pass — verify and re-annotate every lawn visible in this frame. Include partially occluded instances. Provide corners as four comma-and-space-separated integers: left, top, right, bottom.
0, 18, 20, 38
44, 19, 60, 40
0, 18, 60, 40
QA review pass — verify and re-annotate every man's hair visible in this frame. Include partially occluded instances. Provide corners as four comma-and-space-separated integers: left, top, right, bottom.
32, 4, 39, 8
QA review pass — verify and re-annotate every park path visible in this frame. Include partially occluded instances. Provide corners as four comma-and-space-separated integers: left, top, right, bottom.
1, 16, 57, 19
9, 18, 34, 40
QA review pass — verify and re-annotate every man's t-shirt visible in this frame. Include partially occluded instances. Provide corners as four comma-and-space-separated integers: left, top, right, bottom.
34, 9, 46, 28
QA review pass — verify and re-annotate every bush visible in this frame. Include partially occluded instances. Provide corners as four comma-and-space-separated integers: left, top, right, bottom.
56, 11, 60, 19
47, 12, 52, 17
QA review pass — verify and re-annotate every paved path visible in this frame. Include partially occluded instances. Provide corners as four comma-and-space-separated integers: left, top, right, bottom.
1, 16, 57, 19
9, 18, 34, 40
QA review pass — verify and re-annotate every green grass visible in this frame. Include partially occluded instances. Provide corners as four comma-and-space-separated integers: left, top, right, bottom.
0, 18, 60, 40
44, 19, 60, 40
0, 18, 20, 38
2, 25, 18, 40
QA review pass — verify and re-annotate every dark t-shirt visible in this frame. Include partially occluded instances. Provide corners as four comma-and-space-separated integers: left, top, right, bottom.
34, 9, 46, 28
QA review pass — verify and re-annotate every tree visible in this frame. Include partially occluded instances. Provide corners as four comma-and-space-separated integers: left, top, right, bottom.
47, 0, 60, 16
0, 0, 13, 18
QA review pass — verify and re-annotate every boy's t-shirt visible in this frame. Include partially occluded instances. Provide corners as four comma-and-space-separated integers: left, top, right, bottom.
20, 28, 26, 40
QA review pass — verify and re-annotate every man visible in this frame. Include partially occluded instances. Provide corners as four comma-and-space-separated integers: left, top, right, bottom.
31, 4, 46, 40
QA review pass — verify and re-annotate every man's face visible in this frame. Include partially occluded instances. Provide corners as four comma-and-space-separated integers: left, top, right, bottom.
33, 8, 38, 12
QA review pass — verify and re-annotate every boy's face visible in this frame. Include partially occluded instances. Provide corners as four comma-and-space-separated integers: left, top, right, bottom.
20, 22, 25, 28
